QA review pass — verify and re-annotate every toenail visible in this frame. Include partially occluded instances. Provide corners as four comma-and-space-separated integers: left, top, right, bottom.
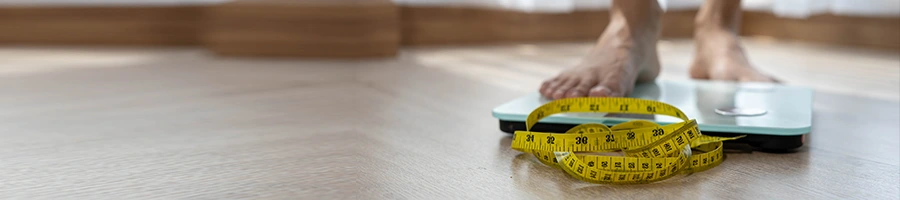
552, 91, 565, 97
567, 91, 581, 97
590, 87, 610, 95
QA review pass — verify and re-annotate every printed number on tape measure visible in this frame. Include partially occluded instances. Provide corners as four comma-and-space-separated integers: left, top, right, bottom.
510, 97, 743, 184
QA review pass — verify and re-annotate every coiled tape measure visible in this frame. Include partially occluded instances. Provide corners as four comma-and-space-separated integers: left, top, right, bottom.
510, 97, 743, 184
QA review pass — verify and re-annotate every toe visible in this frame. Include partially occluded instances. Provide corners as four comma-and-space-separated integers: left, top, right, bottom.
565, 80, 595, 98
588, 86, 613, 97
588, 84, 623, 97
565, 87, 589, 98
540, 78, 561, 97
552, 79, 578, 99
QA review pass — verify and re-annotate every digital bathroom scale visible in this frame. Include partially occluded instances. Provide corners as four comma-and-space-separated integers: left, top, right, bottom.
492, 79, 813, 152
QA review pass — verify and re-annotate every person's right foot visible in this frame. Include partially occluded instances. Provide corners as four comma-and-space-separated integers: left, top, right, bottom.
539, 3, 662, 100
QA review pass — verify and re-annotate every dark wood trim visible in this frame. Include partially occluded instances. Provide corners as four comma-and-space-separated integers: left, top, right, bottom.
203, 0, 400, 58
400, 6, 702, 46
741, 12, 900, 50
0, 4, 895, 56
400, 6, 900, 51
0, 6, 204, 46
400, 6, 609, 45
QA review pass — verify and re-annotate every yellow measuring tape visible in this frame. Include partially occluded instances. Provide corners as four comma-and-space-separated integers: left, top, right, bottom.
510, 97, 744, 184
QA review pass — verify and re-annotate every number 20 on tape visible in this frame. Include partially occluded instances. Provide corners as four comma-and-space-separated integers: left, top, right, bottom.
510, 97, 743, 184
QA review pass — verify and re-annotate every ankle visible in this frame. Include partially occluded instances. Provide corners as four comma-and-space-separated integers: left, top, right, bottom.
598, 17, 660, 50
600, 0, 662, 46
694, 0, 742, 37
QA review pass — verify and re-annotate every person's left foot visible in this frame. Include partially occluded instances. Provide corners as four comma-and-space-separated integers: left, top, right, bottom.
689, 28, 779, 83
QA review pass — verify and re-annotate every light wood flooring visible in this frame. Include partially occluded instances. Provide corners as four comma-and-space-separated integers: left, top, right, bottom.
0, 37, 897, 199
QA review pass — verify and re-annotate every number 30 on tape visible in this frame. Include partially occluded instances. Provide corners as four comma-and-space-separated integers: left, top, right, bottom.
510, 97, 743, 184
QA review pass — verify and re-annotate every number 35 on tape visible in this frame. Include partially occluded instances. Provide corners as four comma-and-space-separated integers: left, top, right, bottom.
510, 97, 743, 184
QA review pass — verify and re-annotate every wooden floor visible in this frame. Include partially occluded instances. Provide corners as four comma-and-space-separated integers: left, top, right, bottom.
0, 38, 897, 199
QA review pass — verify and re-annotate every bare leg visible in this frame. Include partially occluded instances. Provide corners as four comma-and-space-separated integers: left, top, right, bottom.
539, 0, 662, 99
690, 0, 778, 82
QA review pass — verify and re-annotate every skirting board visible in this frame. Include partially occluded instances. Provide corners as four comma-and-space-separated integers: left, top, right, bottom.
0, 4, 895, 56
0, 6, 204, 46
203, 0, 400, 58
400, 6, 899, 51
400, 6, 698, 45
741, 12, 900, 50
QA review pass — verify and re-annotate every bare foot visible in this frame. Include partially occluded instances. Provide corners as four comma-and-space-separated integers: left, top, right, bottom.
689, 28, 778, 82
538, 35, 660, 100
539, 1, 662, 100
689, 0, 778, 83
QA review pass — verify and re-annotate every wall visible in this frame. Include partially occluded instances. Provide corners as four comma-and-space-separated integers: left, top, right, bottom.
0, 0, 896, 57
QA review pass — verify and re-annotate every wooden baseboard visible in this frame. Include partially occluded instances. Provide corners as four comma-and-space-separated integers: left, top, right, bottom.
400, 6, 900, 51
0, 4, 895, 55
204, 0, 400, 58
741, 12, 900, 50
0, 6, 203, 46
400, 6, 608, 45
400, 6, 698, 45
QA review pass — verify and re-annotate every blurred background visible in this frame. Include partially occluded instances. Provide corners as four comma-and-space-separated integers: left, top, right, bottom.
0, 1, 897, 198
0, 0, 896, 99
0, 0, 897, 52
